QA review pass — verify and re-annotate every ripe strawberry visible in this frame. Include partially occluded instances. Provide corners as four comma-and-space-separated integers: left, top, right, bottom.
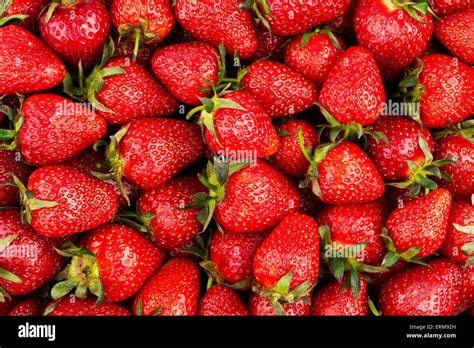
39, 0, 110, 71
173, 0, 258, 59
430, 0, 474, 16
253, 0, 351, 36
313, 276, 368, 316
248, 23, 286, 61
398, 54, 474, 129
240, 60, 318, 118
20, 166, 118, 237
284, 29, 345, 88
1, 0, 50, 33
248, 293, 311, 316
199, 285, 248, 316
132, 258, 201, 316
0, 209, 65, 296
0, 151, 32, 207
354, 0, 434, 80
435, 9, 474, 65
152, 42, 220, 105
460, 264, 474, 311
318, 46, 385, 126
440, 200, 474, 265
8, 298, 42, 316
272, 119, 318, 177
51, 223, 165, 303
385, 189, 452, 260
0, 25, 65, 95
379, 258, 463, 316
137, 176, 204, 249
45, 296, 130, 316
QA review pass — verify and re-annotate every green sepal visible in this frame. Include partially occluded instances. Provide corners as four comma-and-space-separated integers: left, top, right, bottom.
0, 267, 22, 283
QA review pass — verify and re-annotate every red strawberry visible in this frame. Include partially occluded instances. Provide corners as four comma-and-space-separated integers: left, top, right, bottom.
378, 258, 463, 316
0, 151, 32, 207
284, 29, 345, 88
318, 46, 385, 126
8, 298, 42, 316
241, 60, 318, 118
248, 23, 286, 61
435, 9, 474, 65
384, 189, 452, 260
440, 200, 474, 265
248, 293, 311, 316
272, 119, 318, 177
199, 285, 248, 316
51, 223, 164, 303
173, 0, 258, 59
0, 209, 65, 296
137, 176, 204, 249
132, 258, 201, 316
430, 0, 474, 16
0, 25, 65, 95
2, 0, 50, 33
21, 166, 118, 237
354, 0, 434, 80
39, 0, 110, 71
45, 296, 130, 316
313, 276, 368, 316
460, 264, 474, 311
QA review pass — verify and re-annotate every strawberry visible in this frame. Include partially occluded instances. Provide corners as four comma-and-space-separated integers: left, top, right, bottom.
0, 94, 107, 166
0, 150, 32, 207
354, 0, 434, 80
137, 176, 204, 249
440, 200, 474, 265
248, 23, 286, 61
435, 9, 474, 65
0, 209, 65, 297
253, 212, 319, 315
152, 42, 220, 105
271, 119, 318, 177
240, 60, 318, 118
132, 258, 201, 316
378, 258, 463, 316
45, 296, 130, 316
398, 54, 474, 129
0, 25, 65, 95
199, 285, 248, 316
51, 223, 165, 303
39, 0, 110, 71
252, 0, 351, 36
284, 29, 345, 88
17, 165, 118, 237
1, 0, 50, 33
318, 46, 385, 127
173, 0, 258, 59
167, 238, 202, 260
460, 264, 474, 311
248, 293, 311, 316
112, 34, 157, 67
312, 276, 368, 316
430, 0, 474, 16
8, 298, 42, 316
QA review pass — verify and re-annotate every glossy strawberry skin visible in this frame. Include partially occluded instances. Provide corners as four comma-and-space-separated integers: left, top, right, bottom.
248, 293, 311, 316
132, 258, 201, 316
19, 94, 107, 166
434, 135, 474, 199
272, 119, 318, 177
0, 209, 65, 296
430, 0, 474, 16
28, 166, 118, 237
0, 25, 66, 95
460, 264, 474, 311
253, 212, 320, 290
367, 116, 435, 181
0, 151, 32, 207
284, 32, 345, 88
8, 298, 42, 316
152, 42, 219, 105
173, 0, 257, 59
4, 0, 50, 33
210, 231, 267, 286
214, 161, 300, 233
118, 118, 204, 190
138, 176, 204, 249
46, 296, 130, 316
319, 46, 385, 126
354, 0, 433, 80
386, 189, 452, 257
96, 57, 179, 125
199, 285, 248, 316
205, 91, 280, 158
379, 258, 463, 316
318, 141, 385, 204
39, 0, 110, 71
241, 60, 318, 119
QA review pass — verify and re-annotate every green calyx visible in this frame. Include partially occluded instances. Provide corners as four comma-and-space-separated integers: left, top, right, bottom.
380, 228, 430, 268
434, 120, 474, 144
0, 0, 28, 27
453, 221, 474, 268
117, 18, 159, 61
134, 298, 163, 316
113, 209, 156, 241
0, 235, 22, 286
299, 27, 343, 51
387, 137, 456, 197
391, 0, 436, 22
238, 0, 273, 33
396, 58, 425, 126
0, 96, 25, 152
51, 242, 104, 305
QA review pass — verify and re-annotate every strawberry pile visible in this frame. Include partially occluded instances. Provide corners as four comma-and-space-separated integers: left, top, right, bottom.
0, 0, 473, 317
